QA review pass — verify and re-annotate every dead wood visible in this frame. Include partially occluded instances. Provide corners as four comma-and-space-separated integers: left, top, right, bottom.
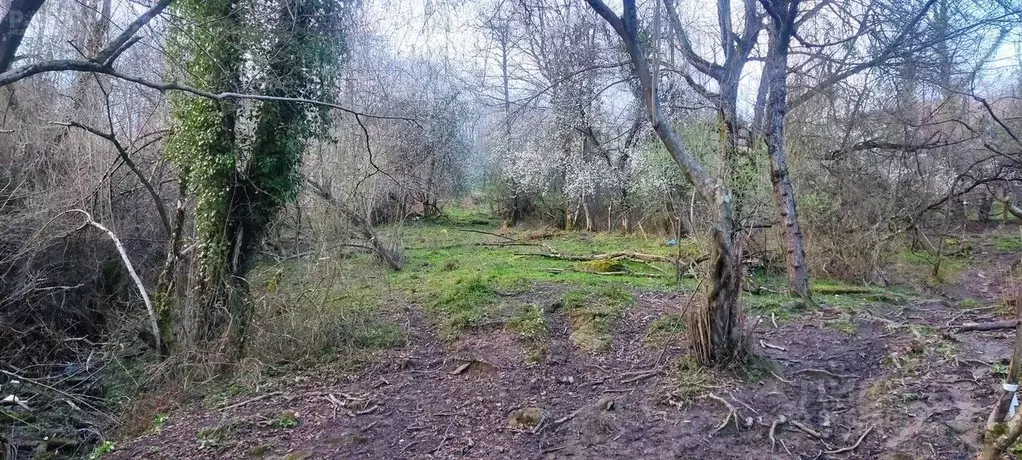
790, 419, 825, 439
824, 425, 873, 454
620, 370, 661, 384
221, 391, 283, 411
793, 368, 859, 380
517, 250, 677, 264
769, 415, 787, 452
954, 320, 1020, 332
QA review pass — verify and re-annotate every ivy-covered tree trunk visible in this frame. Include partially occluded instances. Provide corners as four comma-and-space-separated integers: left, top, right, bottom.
167, 0, 343, 357
166, 0, 244, 352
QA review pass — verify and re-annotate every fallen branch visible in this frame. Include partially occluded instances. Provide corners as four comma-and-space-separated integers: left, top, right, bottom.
790, 419, 825, 439
769, 415, 787, 452
620, 370, 661, 384
824, 425, 874, 454
449, 362, 472, 375
517, 250, 678, 264
221, 391, 283, 411
953, 320, 1020, 332
759, 340, 787, 352
793, 368, 858, 380
70, 209, 160, 352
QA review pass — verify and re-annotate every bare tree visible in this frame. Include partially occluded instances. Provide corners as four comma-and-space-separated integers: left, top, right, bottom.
587, 0, 746, 365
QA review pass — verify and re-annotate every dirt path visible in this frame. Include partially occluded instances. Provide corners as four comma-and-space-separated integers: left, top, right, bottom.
108, 281, 1020, 460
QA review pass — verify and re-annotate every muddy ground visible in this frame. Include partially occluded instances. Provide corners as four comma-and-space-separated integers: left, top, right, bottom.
108, 256, 1022, 460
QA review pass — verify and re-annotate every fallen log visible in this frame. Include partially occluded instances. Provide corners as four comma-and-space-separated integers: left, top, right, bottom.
517, 250, 676, 264
952, 320, 1021, 332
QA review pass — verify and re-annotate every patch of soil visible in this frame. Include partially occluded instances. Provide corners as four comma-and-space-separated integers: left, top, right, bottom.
110, 287, 1014, 459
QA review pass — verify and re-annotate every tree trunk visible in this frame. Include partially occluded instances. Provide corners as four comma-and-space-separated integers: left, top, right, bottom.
981, 299, 1022, 459
762, 0, 810, 299
979, 190, 993, 223
0, 0, 45, 73
587, 0, 745, 366
692, 214, 744, 364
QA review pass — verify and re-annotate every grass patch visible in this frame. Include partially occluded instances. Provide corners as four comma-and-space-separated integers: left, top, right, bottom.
246, 256, 405, 369
645, 313, 687, 346
667, 356, 712, 404
745, 277, 906, 318
995, 235, 1022, 253
562, 286, 633, 353
506, 304, 549, 363
385, 215, 691, 339
826, 316, 858, 335
893, 246, 970, 285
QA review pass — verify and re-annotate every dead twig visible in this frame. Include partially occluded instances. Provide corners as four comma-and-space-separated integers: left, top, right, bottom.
769, 415, 787, 452
620, 370, 661, 384
790, 419, 825, 439
793, 368, 858, 380
221, 391, 283, 411
553, 407, 584, 425
759, 339, 787, 352
824, 425, 874, 454
355, 405, 380, 416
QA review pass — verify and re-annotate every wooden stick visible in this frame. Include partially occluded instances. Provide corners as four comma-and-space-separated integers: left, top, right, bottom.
790, 419, 825, 439
620, 371, 661, 384
769, 415, 787, 452
955, 320, 1021, 332
824, 425, 874, 454
71, 209, 160, 352
221, 391, 283, 411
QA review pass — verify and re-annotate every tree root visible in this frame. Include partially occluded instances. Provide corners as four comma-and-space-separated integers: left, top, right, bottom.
706, 393, 751, 434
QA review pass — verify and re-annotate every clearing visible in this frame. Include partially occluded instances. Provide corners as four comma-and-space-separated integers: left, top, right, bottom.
108, 214, 1022, 459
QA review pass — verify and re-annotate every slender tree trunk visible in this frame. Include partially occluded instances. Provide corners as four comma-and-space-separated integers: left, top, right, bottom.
762, 0, 810, 299
0, 0, 45, 73
979, 190, 993, 223
587, 0, 745, 366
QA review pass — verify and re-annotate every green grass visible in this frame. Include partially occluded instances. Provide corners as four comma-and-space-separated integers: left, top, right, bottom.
506, 304, 548, 363
893, 246, 970, 285
995, 235, 1022, 253
562, 285, 634, 353
387, 216, 691, 339
645, 313, 687, 345
744, 277, 908, 319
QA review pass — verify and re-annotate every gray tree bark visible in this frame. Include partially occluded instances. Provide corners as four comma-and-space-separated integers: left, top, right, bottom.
587, 0, 745, 365
760, 0, 810, 299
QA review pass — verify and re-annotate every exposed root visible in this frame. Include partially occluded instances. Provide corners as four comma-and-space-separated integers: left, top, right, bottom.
705, 392, 749, 434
